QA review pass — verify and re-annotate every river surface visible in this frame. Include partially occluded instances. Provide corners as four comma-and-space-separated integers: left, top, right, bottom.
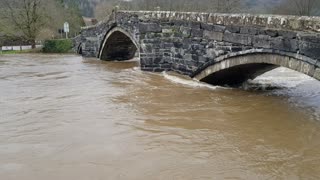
1, 54, 320, 180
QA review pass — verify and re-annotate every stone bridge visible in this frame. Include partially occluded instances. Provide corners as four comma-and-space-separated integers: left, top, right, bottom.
74, 10, 320, 86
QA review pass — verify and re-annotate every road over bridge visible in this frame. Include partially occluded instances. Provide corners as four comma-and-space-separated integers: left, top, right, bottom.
74, 10, 320, 86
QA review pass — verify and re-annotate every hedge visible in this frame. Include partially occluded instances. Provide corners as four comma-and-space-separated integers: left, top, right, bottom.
42, 39, 72, 53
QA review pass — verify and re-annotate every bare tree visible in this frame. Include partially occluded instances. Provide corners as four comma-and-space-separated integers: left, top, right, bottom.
274, 0, 320, 16
215, 0, 244, 13
0, 0, 48, 48
292, 0, 320, 16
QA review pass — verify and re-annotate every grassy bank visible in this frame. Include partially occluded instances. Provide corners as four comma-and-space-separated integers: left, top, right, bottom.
0, 48, 42, 55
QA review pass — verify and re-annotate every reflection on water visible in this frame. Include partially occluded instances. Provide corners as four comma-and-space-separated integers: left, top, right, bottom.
0, 54, 320, 180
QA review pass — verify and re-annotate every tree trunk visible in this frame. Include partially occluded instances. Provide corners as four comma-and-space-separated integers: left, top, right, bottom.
31, 40, 36, 49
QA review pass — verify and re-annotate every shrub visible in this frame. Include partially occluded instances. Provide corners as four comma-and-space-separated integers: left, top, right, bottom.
42, 39, 72, 53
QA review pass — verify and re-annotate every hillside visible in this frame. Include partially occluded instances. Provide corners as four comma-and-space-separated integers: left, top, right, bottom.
246, 0, 282, 7
245, 0, 283, 13
64, 0, 102, 17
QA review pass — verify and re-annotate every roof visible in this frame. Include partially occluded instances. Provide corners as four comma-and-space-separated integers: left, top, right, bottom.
82, 17, 98, 26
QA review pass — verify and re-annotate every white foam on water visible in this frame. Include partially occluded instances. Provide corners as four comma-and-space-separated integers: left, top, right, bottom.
253, 67, 314, 88
162, 71, 224, 90
132, 67, 140, 71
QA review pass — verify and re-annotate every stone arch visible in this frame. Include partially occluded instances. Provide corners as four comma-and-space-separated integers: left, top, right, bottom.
193, 50, 319, 86
98, 27, 139, 61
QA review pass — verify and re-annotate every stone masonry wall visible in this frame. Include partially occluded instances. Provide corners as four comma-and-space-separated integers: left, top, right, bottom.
75, 10, 320, 79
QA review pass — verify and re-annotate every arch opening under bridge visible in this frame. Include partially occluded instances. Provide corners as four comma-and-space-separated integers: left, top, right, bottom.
99, 27, 138, 61
193, 51, 319, 86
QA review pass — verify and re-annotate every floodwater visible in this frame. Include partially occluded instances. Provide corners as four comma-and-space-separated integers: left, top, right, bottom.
1, 54, 320, 180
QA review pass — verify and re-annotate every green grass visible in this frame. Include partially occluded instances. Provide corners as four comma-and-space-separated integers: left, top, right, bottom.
0, 49, 41, 54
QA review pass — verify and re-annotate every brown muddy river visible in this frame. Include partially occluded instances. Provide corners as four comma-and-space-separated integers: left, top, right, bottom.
1, 54, 320, 180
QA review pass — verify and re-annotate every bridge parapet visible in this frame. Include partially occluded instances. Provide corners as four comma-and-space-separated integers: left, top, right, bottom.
118, 11, 320, 32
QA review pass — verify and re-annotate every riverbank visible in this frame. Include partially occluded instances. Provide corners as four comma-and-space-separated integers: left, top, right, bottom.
1, 39, 73, 55
0, 48, 42, 55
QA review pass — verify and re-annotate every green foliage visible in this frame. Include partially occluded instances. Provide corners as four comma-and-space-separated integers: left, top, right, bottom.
42, 39, 72, 53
